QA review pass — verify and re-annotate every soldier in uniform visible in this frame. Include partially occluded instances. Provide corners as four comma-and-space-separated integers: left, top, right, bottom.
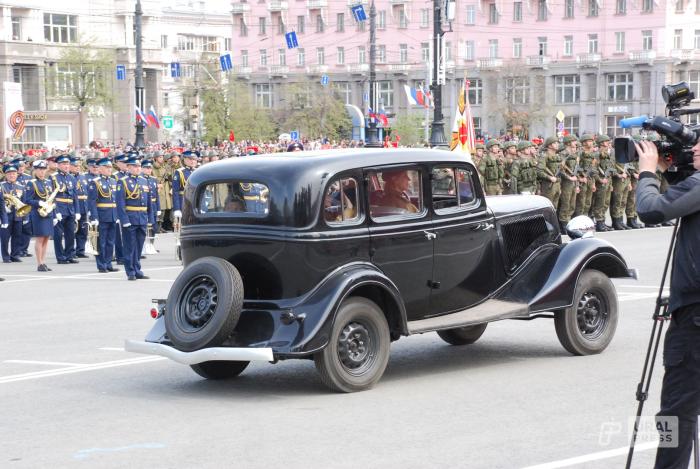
24, 160, 55, 272
50, 155, 81, 264
478, 141, 504, 195
473, 143, 485, 168
88, 157, 120, 273
172, 150, 197, 220
625, 159, 644, 228
558, 135, 580, 232
510, 141, 538, 194
537, 137, 562, 210
610, 146, 632, 230
0, 164, 21, 262
501, 141, 518, 195
116, 157, 154, 280
112, 153, 130, 264
591, 135, 615, 231
152, 151, 170, 232
141, 159, 161, 255
11, 157, 32, 258
574, 134, 598, 218
70, 157, 90, 258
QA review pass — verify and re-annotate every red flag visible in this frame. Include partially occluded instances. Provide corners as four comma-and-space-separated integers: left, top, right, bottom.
229, 130, 235, 142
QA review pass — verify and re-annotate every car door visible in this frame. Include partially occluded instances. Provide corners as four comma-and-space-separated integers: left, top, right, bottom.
429, 165, 502, 315
366, 165, 435, 321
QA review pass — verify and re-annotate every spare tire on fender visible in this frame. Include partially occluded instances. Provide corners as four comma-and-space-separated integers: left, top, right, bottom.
164, 257, 244, 352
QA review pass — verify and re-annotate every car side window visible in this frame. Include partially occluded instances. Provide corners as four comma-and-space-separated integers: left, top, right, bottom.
324, 177, 360, 224
369, 168, 424, 219
432, 167, 476, 214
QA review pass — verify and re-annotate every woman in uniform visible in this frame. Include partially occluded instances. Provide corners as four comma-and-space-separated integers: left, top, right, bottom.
24, 160, 55, 272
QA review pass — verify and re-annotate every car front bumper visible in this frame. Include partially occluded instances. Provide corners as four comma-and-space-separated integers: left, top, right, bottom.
124, 340, 274, 365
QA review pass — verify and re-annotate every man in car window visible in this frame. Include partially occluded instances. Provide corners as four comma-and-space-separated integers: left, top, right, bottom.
379, 170, 419, 213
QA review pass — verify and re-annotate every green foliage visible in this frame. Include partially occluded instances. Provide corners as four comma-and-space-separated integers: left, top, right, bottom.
277, 80, 352, 140
389, 112, 425, 146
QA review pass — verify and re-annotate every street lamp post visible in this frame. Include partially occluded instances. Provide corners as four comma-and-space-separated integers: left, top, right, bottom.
429, 0, 448, 148
364, 0, 383, 148
134, 0, 145, 149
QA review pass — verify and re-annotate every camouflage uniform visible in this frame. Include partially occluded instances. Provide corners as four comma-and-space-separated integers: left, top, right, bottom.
536, 137, 562, 211
501, 141, 518, 195
558, 136, 580, 226
478, 141, 504, 195
591, 136, 615, 231
625, 160, 643, 228
574, 135, 598, 218
510, 142, 538, 194
610, 158, 631, 230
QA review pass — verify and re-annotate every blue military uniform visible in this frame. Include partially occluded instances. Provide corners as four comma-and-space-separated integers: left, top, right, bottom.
72, 158, 90, 258
88, 158, 120, 273
15, 160, 33, 257
172, 165, 194, 213
240, 182, 269, 214
50, 156, 81, 263
1, 165, 26, 262
24, 168, 56, 238
116, 158, 155, 280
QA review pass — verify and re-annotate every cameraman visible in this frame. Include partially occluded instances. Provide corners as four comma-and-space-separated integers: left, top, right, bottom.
635, 138, 700, 468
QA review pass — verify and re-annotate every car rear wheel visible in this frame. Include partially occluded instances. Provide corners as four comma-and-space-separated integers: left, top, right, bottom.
164, 257, 244, 352
437, 323, 488, 346
190, 361, 249, 380
555, 269, 618, 355
314, 297, 391, 393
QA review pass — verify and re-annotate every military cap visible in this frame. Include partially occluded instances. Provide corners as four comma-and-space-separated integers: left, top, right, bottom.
126, 156, 141, 166
3, 164, 17, 173
475, 143, 485, 150
580, 134, 595, 143
97, 157, 112, 167
182, 150, 197, 159
32, 160, 48, 169
115, 154, 128, 163
141, 159, 153, 168
544, 136, 559, 148
517, 141, 533, 151
562, 135, 579, 144
55, 155, 70, 164
486, 140, 502, 149
595, 135, 610, 144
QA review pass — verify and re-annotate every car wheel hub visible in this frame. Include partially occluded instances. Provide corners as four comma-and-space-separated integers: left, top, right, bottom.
181, 276, 218, 328
337, 322, 374, 372
577, 291, 607, 339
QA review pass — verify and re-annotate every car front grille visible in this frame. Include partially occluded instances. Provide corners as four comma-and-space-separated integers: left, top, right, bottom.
500, 214, 550, 270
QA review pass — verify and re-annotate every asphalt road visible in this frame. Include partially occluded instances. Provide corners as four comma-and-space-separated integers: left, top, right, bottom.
0, 227, 679, 469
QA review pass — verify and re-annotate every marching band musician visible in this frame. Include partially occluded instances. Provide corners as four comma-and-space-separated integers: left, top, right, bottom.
23, 160, 55, 272
14, 157, 33, 258
1, 164, 26, 263
70, 156, 90, 259
51, 155, 81, 264
111, 153, 129, 265
116, 157, 154, 281
171, 150, 196, 221
88, 157, 120, 273
140, 159, 161, 256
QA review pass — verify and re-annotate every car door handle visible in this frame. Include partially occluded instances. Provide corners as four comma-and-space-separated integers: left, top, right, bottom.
424, 231, 437, 240
472, 222, 495, 231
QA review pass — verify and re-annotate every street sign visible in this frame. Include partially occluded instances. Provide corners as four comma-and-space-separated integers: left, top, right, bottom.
556, 110, 565, 122
363, 92, 369, 102
219, 54, 233, 72
320, 74, 329, 86
351, 4, 367, 22
557, 122, 565, 131
170, 62, 181, 78
290, 130, 299, 141
162, 116, 174, 129
116, 65, 126, 81
285, 31, 299, 49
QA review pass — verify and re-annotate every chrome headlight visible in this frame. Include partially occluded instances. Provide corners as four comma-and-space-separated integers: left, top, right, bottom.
566, 216, 596, 239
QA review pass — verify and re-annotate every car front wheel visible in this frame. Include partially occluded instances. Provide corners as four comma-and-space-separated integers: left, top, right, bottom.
437, 323, 488, 346
314, 297, 391, 393
190, 361, 249, 380
554, 269, 618, 355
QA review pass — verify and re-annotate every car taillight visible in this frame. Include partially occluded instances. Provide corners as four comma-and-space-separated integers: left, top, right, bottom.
150, 308, 158, 319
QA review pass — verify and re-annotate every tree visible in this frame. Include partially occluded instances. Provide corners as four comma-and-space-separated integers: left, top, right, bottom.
389, 112, 425, 146
46, 37, 116, 114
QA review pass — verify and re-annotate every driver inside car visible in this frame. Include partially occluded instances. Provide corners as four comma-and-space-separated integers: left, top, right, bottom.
376, 170, 419, 213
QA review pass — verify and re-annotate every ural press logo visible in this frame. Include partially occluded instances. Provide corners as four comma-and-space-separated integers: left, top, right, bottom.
598, 417, 679, 448
8, 110, 25, 139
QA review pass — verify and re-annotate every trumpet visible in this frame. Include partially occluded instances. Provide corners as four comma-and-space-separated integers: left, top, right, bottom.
86, 223, 99, 255
173, 215, 182, 261
38, 185, 60, 217
143, 224, 157, 255
3, 192, 32, 217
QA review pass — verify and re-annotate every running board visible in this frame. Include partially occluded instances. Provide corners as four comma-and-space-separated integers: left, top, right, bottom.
407, 299, 528, 334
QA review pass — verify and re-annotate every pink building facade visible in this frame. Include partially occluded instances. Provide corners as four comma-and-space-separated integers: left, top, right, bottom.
229, 0, 700, 138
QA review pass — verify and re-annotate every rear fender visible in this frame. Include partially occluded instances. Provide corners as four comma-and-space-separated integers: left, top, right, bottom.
528, 237, 635, 313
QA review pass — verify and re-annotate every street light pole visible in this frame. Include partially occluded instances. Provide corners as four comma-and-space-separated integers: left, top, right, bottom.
429, 0, 448, 148
134, 0, 145, 149
364, 0, 382, 148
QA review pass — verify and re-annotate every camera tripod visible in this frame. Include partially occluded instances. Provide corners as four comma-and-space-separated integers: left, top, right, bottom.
626, 220, 700, 469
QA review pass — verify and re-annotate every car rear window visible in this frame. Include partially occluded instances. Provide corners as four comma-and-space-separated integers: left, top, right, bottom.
198, 182, 269, 215
324, 177, 360, 224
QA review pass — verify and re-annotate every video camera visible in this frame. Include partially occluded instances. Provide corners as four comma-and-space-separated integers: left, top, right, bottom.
614, 82, 699, 176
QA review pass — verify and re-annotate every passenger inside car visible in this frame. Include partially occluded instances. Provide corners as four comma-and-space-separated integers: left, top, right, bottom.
324, 181, 356, 222
374, 170, 419, 213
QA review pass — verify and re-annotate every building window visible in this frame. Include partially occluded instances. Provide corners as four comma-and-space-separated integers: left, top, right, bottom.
297, 16, 305, 33
616, 0, 626, 14
615, 32, 625, 53
260, 49, 268, 66
421, 8, 430, 27
224, 38, 231, 51
674, 29, 683, 49
334, 82, 351, 105
316, 14, 324, 33
513, 2, 523, 21
642, 30, 653, 50
606, 115, 630, 137
259, 17, 266, 35
564, 0, 574, 18
588, 34, 598, 53
44, 13, 78, 43
53, 64, 97, 98
356, 20, 366, 32
465, 41, 475, 61
379, 80, 393, 107
489, 39, 499, 58
377, 45, 386, 63
466, 5, 476, 24
358, 46, 366, 64
563, 116, 579, 136
505, 77, 529, 104
607, 73, 633, 101
278, 17, 286, 35
278, 49, 286, 66
537, 0, 547, 20
695, 30, 700, 49
468, 78, 482, 105
564, 36, 573, 56
676, 0, 684, 12
255, 83, 272, 108
242, 50, 248, 67
298, 48, 305, 66
421, 42, 430, 62
11, 16, 21, 40
177, 35, 194, 51
378, 10, 386, 29
400, 44, 408, 63
538, 37, 548, 56
513, 38, 522, 58
337, 13, 344, 32
688, 71, 700, 98
489, 4, 499, 24
317, 47, 325, 65
588, 0, 599, 16
445, 41, 452, 61
642, 0, 653, 11
398, 9, 408, 28
554, 75, 581, 103
240, 18, 248, 37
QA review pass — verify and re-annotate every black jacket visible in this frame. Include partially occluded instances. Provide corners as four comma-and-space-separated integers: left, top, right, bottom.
636, 171, 700, 313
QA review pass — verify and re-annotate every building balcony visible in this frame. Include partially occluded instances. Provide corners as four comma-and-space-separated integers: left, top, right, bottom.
669, 49, 695, 62
388, 63, 410, 74
307, 0, 328, 9
629, 50, 656, 64
0, 41, 49, 63
306, 64, 329, 75
390, 0, 412, 4
347, 0, 368, 5
526, 55, 551, 68
268, 0, 288, 11
268, 65, 289, 76
231, 3, 251, 14
346, 63, 369, 74
233, 65, 252, 75
477, 58, 503, 69
576, 53, 601, 66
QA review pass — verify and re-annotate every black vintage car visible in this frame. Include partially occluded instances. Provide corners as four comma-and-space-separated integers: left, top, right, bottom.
126, 149, 636, 392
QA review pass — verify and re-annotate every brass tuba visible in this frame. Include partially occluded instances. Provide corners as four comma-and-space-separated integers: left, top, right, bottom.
38, 185, 60, 217
3, 192, 32, 217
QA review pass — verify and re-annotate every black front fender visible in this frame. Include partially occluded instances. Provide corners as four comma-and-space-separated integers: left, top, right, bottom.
529, 237, 635, 313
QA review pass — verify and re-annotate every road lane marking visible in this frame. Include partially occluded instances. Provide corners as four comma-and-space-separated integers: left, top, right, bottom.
0, 356, 165, 384
521, 441, 658, 469
4, 360, 86, 367
99, 347, 125, 352
73, 443, 167, 460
